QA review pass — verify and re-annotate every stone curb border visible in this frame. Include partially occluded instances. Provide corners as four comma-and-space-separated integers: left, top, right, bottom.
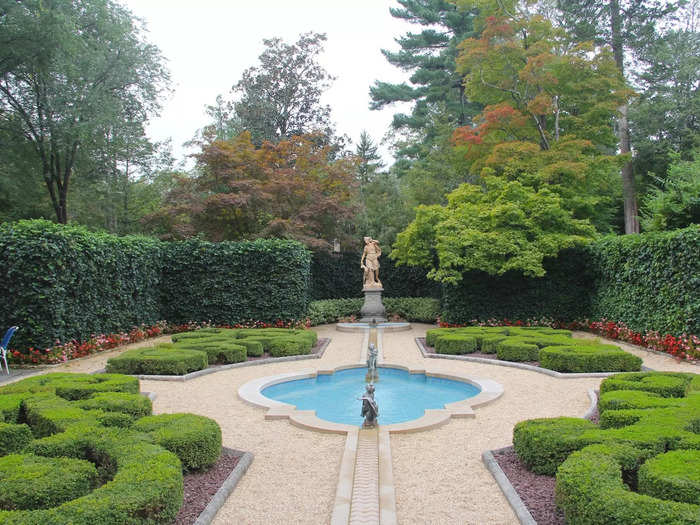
415, 338, 652, 378
90, 338, 332, 382
482, 447, 537, 525
483, 389, 599, 524
238, 363, 504, 434
193, 447, 254, 525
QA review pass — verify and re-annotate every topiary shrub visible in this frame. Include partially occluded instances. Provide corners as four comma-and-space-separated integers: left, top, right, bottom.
638, 450, 700, 505
133, 414, 221, 472
556, 444, 699, 525
0, 454, 98, 510
481, 334, 507, 354
0, 394, 27, 423
234, 338, 264, 357
174, 341, 246, 365
496, 338, 540, 362
425, 328, 455, 347
434, 334, 477, 355
600, 372, 694, 398
539, 344, 642, 373
75, 393, 152, 419
598, 390, 685, 414
268, 337, 311, 357
105, 345, 208, 376
513, 417, 599, 475
0, 373, 139, 400
383, 297, 441, 322
0, 423, 33, 456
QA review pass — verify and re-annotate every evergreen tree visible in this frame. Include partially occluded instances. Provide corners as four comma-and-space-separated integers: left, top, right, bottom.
355, 131, 384, 184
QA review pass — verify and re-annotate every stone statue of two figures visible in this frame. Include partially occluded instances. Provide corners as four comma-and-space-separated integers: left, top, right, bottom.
360, 383, 379, 428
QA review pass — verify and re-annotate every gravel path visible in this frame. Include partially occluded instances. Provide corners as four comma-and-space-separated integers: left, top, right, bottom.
5, 323, 695, 524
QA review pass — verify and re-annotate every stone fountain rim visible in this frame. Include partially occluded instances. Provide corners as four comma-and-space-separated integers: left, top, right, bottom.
237, 363, 504, 434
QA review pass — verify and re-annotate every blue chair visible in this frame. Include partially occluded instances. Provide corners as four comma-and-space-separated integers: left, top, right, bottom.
0, 326, 18, 375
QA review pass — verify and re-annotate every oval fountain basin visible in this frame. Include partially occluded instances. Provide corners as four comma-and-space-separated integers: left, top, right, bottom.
261, 367, 481, 426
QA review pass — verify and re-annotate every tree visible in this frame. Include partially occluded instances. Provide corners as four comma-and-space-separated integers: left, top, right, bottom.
555, 0, 684, 233
452, 8, 628, 231
640, 151, 700, 231
0, 0, 169, 224
147, 132, 359, 248
370, 0, 481, 132
355, 131, 384, 184
391, 176, 596, 282
232, 32, 334, 145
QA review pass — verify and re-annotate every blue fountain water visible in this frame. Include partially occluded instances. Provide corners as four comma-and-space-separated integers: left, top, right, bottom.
261, 367, 480, 426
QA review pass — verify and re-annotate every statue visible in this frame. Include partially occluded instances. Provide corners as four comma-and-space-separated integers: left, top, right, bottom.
361, 236, 382, 289
366, 342, 378, 382
360, 383, 379, 427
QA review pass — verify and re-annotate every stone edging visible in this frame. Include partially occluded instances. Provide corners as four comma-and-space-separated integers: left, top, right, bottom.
483, 389, 599, 524
238, 363, 504, 434
482, 447, 537, 525
93, 338, 332, 382
415, 338, 646, 378
193, 447, 254, 525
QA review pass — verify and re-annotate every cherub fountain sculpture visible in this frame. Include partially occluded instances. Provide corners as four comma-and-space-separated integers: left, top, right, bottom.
360, 383, 379, 428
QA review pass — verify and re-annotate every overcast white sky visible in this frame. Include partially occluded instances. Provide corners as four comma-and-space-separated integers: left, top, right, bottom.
120, 0, 412, 167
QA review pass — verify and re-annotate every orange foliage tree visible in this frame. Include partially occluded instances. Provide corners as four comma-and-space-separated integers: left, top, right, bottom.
146, 132, 359, 249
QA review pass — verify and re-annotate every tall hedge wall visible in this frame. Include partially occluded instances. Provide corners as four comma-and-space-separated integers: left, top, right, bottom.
0, 220, 162, 350
440, 248, 593, 325
160, 238, 310, 325
589, 227, 699, 335
309, 251, 440, 300
0, 221, 311, 350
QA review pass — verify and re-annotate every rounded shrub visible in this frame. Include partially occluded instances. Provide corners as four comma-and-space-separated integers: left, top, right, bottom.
268, 337, 311, 357
539, 344, 642, 373
496, 338, 539, 362
0, 423, 33, 456
75, 393, 152, 419
513, 417, 598, 475
598, 390, 685, 414
638, 450, 700, 505
481, 334, 507, 354
174, 341, 246, 364
237, 335, 274, 352
434, 334, 477, 355
600, 372, 694, 398
105, 345, 208, 376
426, 328, 455, 347
234, 338, 263, 357
0, 453, 98, 510
133, 413, 221, 472
556, 444, 699, 525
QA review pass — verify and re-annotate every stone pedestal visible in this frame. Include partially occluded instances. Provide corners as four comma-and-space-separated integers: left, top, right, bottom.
360, 287, 387, 323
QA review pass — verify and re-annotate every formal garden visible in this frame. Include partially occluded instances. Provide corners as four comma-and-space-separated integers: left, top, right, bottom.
1, 0, 699, 523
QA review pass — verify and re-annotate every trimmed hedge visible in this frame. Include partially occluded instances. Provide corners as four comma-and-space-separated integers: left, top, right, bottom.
74, 393, 152, 419
161, 238, 310, 325
496, 339, 540, 362
105, 345, 208, 376
435, 334, 478, 355
539, 344, 643, 373
0, 424, 32, 456
0, 454, 98, 510
638, 450, 700, 505
306, 297, 440, 325
600, 372, 694, 398
231, 338, 264, 357
133, 414, 222, 472
0, 373, 139, 400
174, 341, 247, 365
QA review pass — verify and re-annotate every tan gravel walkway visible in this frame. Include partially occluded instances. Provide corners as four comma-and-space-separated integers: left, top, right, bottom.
7, 324, 696, 524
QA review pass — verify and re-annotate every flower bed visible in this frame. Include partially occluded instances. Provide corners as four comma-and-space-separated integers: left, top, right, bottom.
438, 317, 700, 362
8, 319, 311, 366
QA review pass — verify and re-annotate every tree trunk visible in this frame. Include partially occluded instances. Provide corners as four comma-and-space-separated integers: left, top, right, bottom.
610, 0, 640, 233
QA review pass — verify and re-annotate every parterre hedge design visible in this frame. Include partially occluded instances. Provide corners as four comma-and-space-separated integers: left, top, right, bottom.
425, 327, 642, 372
513, 371, 700, 524
107, 328, 319, 375
0, 372, 223, 524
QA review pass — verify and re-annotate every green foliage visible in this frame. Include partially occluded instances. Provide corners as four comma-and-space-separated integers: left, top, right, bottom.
133, 414, 221, 472
0, 424, 32, 457
496, 339, 540, 362
309, 250, 440, 300
392, 178, 596, 283
0, 395, 26, 424
555, 444, 699, 525
161, 237, 310, 325
434, 334, 478, 355
74, 393, 152, 419
174, 341, 247, 365
0, 454, 98, 510
307, 299, 364, 325
600, 372, 695, 398
268, 337, 311, 357
383, 298, 441, 323
231, 338, 263, 357
598, 390, 685, 414
641, 153, 700, 232
0, 220, 163, 350
539, 344, 643, 373
638, 450, 700, 505
105, 345, 208, 376
0, 373, 139, 401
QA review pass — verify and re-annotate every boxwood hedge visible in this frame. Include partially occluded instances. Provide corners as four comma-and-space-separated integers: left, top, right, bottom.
539, 344, 643, 373
434, 334, 478, 355
105, 345, 208, 376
